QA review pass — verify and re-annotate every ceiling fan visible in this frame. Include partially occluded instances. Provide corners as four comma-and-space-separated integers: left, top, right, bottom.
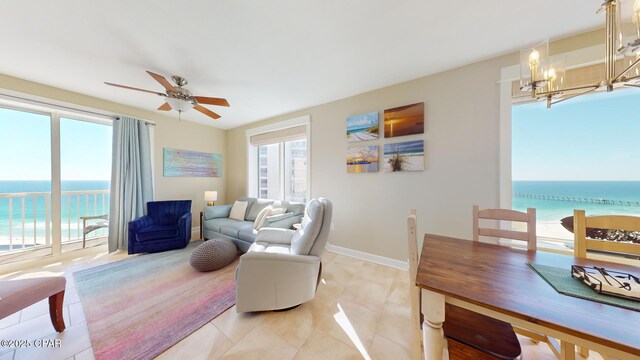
105, 70, 230, 120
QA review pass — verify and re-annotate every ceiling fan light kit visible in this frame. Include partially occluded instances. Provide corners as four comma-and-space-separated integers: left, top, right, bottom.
105, 71, 230, 120
520, 0, 640, 108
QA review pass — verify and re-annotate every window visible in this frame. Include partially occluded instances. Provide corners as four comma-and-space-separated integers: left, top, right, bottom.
0, 100, 113, 263
247, 116, 310, 203
511, 89, 640, 245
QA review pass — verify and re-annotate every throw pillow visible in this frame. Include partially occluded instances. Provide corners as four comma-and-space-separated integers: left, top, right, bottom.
229, 201, 248, 221
254, 208, 287, 230
253, 205, 273, 230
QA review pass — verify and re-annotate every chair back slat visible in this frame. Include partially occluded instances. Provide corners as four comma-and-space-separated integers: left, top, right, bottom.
407, 209, 422, 359
574, 209, 640, 259
473, 205, 537, 251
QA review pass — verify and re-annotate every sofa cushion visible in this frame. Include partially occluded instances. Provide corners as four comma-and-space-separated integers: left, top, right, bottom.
246, 199, 274, 221
136, 225, 179, 242
229, 201, 248, 221
221, 221, 254, 238
237, 197, 256, 219
254, 207, 286, 230
273, 201, 305, 215
205, 218, 242, 233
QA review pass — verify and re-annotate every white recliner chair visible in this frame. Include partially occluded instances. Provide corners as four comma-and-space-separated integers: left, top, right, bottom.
235, 198, 332, 312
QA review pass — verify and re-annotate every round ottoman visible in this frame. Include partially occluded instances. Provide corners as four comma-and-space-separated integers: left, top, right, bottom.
190, 238, 237, 272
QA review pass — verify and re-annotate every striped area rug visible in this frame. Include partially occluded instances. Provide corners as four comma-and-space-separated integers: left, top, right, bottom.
74, 241, 238, 360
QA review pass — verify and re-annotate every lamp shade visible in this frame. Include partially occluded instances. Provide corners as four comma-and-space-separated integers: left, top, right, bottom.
204, 191, 218, 202
166, 97, 193, 112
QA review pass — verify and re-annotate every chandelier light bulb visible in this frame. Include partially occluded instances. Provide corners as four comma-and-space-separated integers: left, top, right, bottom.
529, 49, 540, 65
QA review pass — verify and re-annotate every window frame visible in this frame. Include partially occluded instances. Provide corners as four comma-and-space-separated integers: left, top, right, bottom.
246, 115, 311, 202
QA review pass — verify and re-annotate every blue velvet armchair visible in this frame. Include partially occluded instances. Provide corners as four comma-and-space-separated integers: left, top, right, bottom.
128, 200, 192, 254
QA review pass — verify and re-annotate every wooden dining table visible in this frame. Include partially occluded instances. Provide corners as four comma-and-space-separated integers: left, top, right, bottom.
416, 234, 640, 360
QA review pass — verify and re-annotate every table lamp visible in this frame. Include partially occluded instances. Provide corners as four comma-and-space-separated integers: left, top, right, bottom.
204, 191, 218, 206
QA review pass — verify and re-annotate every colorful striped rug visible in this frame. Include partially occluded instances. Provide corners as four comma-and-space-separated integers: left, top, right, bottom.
74, 241, 238, 360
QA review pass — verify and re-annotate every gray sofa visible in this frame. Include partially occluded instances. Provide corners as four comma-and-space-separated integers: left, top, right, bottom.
202, 197, 305, 252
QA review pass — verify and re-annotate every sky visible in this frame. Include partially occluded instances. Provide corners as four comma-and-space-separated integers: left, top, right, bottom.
346, 111, 378, 130
512, 87, 640, 181
0, 107, 112, 180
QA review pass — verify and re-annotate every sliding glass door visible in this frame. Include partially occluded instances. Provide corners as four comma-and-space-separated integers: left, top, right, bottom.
0, 105, 112, 263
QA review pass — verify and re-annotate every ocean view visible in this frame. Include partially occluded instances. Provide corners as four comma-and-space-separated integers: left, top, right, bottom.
0, 180, 110, 247
512, 181, 640, 221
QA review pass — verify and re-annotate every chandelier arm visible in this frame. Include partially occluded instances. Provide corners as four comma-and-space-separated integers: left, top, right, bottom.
613, 57, 640, 83
535, 83, 600, 97
549, 87, 599, 106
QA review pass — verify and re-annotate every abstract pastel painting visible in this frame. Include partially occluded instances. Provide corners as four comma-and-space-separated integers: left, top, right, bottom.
383, 102, 424, 138
163, 148, 222, 177
347, 145, 379, 173
347, 112, 379, 142
383, 140, 424, 172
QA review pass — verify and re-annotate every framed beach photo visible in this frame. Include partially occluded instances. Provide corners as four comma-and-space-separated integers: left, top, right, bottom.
163, 148, 222, 177
347, 145, 379, 173
383, 102, 424, 138
346, 112, 379, 142
383, 140, 424, 172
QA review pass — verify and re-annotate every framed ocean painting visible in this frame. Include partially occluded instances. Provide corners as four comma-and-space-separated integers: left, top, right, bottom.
383, 102, 424, 138
347, 145, 379, 173
383, 140, 424, 172
163, 148, 222, 177
347, 112, 379, 142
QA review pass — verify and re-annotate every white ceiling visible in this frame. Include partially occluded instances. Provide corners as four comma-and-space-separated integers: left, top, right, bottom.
0, 1, 602, 129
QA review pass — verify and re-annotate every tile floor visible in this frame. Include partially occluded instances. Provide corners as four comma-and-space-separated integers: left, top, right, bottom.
0, 247, 604, 359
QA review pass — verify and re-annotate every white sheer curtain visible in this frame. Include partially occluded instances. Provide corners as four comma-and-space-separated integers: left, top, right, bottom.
108, 116, 154, 253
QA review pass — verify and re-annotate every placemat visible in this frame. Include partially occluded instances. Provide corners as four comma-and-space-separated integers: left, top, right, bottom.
527, 263, 640, 312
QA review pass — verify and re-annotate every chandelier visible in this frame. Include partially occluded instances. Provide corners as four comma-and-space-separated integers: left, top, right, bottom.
520, 0, 640, 107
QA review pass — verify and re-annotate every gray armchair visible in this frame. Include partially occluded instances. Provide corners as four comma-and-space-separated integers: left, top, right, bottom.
235, 198, 333, 312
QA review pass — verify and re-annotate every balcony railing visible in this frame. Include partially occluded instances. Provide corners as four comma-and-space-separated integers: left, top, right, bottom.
0, 190, 109, 253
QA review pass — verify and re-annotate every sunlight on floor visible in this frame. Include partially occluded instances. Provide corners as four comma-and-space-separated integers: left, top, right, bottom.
332, 302, 372, 360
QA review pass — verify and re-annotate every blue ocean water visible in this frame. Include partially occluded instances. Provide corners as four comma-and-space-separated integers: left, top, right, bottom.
0, 180, 110, 244
512, 181, 640, 221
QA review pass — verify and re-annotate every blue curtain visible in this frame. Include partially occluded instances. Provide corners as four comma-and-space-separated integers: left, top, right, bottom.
108, 116, 154, 252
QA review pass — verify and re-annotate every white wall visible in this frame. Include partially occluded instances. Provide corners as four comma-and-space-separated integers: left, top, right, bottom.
227, 29, 606, 262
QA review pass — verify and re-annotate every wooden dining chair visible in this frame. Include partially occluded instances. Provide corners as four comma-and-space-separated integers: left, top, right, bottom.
408, 209, 522, 359
473, 205, 576, 359
473, 205, 536, 250
573, 209, 640, 259
572, 210, 640, 359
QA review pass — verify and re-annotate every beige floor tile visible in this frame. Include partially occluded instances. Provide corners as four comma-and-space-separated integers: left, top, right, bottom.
19, 299, 49, 322
63, 287, 80, 305
385, 279, 410, 306
321, 262, 356, 287
68, 302, 85, 326
0, 312, 59, 345
374, 301, 412, 349
339, 279, 391, 313
321, 251, 338, 264
211, 305, 271, 343
314, 279, 345, 307
0, 350, 14, 360
261, 300, 331, 349
74, 347, 95, 360
0, 312, 20, 330
369, 334, 412, 360
13, 320, 91, 360
293, 329, 366, 360
157, 323, 233, 360
220, 325, 297, 360
317, 299, 381, 352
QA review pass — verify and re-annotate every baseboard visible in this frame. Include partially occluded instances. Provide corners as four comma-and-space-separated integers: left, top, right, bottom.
191, 227, 200, 239
325, 244, 408, 270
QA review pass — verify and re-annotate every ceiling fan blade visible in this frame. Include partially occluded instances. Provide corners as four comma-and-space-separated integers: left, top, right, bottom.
157, 102, 172, 111
146, 71, 178, 92
194, 105, 221, 119
193, 96, 230, 107
104, 82, 165, 96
